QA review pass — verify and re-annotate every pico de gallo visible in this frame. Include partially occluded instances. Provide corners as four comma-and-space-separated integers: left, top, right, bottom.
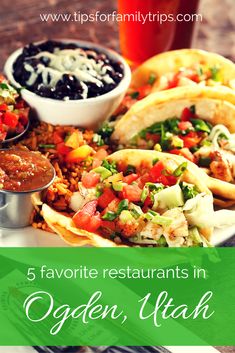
131, 106, 235, 184
114, 65, 222, 116
69, 155, 210, 247
37, 124, 113, 166
0, 76, 29, 142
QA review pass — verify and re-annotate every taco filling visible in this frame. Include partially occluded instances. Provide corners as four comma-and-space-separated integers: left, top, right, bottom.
132, 106, 235, 184
68, 156, 211, 247
115, 65, 224, 116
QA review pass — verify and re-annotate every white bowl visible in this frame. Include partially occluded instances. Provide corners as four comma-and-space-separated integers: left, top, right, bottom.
4, 40, 131, 128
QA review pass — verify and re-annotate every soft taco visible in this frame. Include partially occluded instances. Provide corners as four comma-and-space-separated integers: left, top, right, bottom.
131, 49, 235, 95
41, 149, 226, 248
112, 86, 235, 203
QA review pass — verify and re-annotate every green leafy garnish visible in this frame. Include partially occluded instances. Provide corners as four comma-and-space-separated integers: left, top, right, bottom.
117, 199, 129, 214
165, 118, 180, 134
173, 162, 188, 177
148, 73, 156, 85
102, 160, 117, 174
0, 83, 9, 90
140, 186, 149, 203
130, 91, 139, 99
152, 158, 159, 166
158, 235, 167, 247
139, 122, 162, 138
102, 199, 129, 221
93, 134, 104, 146
39, 144, 56, 149
209, 66, 220, 81
102, 211, 117, 221
98, 123, 114, 139
180, 182, 199, 201
190, 118, 212, 133
197, 66, 203, 77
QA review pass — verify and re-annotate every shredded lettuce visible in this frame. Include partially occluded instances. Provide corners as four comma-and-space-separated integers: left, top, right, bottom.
153, 184, 184, 210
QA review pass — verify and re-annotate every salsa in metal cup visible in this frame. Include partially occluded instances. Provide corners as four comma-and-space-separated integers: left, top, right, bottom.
0, 149, 54, 192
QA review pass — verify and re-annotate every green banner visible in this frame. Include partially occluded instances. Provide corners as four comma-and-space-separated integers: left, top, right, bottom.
0, 247, 234, 346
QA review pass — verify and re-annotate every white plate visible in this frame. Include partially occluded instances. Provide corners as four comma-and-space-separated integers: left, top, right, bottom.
0, 224, 234, 247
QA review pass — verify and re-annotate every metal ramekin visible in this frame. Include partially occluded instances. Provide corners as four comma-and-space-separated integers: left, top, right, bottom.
0, 166, 55, 228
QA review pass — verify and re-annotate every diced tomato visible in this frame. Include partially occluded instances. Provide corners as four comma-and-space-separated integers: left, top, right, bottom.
123, 173, 139, 184
122, 184, 142, 202
138, 84, 152, 99
3, 111, 18, 128
82, 171, 100, 188
98, 188, 116, 209
73, 200, 101, 232
87, 213, 102, 232
180, 131, 201, 149
169, 149, 181, 155
100, 220, 116, 232
167, 73, 179, 89
53, 131, 64, 144
0, 104, 8, 112
178, 121, 193, 131
180, 107, 194, 121
56, 142, 71, 156
178, 69, 200, 83
94, 148, 108, 160
145, 132, 161, 143
82, 200, 98, 215
117, 161, 127, 173
149, 161, 165, 182
144, 195, 152, 208
138, 173, 151, 188
92, 148, 109, 168
165, 175, 177, 186
73, 211, 102, 232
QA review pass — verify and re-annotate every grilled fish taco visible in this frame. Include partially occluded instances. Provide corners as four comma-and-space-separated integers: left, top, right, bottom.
112, 86, 235, 203
131, 49, 235, 95
41, 149, 227, 248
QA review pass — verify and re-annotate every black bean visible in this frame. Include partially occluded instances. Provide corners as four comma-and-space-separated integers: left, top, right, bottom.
12, 40, 124, 100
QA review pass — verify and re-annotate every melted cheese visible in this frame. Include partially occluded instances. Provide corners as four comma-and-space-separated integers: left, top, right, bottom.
24, 48, 115, 98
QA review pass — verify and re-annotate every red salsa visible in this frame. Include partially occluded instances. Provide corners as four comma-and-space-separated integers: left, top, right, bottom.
0, 150, 54, 192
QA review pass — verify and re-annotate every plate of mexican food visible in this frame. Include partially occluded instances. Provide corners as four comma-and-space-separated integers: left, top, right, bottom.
1, 44, 235, 248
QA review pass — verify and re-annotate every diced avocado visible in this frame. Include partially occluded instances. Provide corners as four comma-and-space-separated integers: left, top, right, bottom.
158, 235, 167, 247
152, 214, 173, 227
92, 166, 112, 180
119, 210, 135, 224
154, 144, 162, 151
153, 184, 184, 209
171, 136, 184, 148
129, 203, 143, 219
112, 182, 124, 191
188, 227, 203, 245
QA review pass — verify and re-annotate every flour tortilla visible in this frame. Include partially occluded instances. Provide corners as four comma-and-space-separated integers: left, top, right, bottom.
41, 150, 213, 246
112, 86, 235, 201
131, 48, 235, 90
